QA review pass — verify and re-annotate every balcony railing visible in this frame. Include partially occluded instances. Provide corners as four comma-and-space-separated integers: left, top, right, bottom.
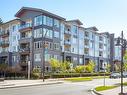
64, 40, 71, 45
20, 61, 28, 66
19, 48, 30, 52
19, 23, 32, 31
0, 30, 9, 37
64, 31, 71, 35
0, 41, 9, 47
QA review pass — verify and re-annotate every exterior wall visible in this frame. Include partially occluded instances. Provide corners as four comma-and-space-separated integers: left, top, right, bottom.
0, 7, 121, 72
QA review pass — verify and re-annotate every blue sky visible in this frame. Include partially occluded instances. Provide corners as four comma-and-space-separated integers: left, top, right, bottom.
1, 0, 127, 37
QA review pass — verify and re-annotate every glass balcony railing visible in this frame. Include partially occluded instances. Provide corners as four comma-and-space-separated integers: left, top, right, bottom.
0, 41, 9, 46
19, 47, 30, 52
19, 23, 32, 30
64, 41, 71, 45
64, 31, 71, 35
0, 30, 9, 36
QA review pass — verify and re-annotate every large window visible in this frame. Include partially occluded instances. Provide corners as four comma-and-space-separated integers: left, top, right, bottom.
84, 39, 89, 46
85, 31, 89, 37
34, 41, 42, 49
45, 54, 53, 61
34, 15, 43, 26
34, 53, 41, 62
72, 25, 78, 34
84, 48, 89, 55
44, 41, 53, 50
43, 28, 53, 38
54, 43, 60, 50
79, 58, 83, 65
54, 31, 60, 38
72, 37, 77, 44
43, 16, 53, 26
34, 28, 43, 38
54, 19, 60, 28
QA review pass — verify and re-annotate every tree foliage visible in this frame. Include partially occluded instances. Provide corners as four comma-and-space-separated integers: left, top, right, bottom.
50, 58, 60, 72
85, 60, 95, 73
74, 66, 85, 73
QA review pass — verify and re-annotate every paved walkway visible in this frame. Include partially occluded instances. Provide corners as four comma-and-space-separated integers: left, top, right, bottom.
97, 86, 127, 95
0, 79, 63, 89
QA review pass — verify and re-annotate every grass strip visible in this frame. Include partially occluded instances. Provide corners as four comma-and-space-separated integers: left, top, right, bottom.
95, 86, 118, 91
64, 77, 92, 82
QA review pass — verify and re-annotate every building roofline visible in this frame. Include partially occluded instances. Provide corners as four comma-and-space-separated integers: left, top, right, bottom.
15, 7, 66, 21
66, 19, 83, 25
85, 26, 99, 31
0, 19, 20, 26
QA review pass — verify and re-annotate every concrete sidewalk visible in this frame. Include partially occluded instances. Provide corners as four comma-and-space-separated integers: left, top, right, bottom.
95, 86, 127, 95
0, 79, 64, 89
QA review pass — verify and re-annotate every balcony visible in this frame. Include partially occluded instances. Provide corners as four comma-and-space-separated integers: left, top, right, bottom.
64, 31, 71, 38
0, 41, 9, 47
64, 40, 71, 46
19, 61, 28, 66
19, 48, 30, 55
0, 30, 9, 38
19, 23, 32, 32
1, 50, 8, 53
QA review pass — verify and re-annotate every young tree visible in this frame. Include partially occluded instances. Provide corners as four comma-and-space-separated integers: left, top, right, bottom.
49, 58, 60, 73
85, 60, 95, 73
124, 51, 127, 71
74, 66, 85, 73
106, 64, 111, 72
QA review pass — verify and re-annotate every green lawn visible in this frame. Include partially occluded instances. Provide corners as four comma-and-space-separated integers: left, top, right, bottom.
64, 77, 92, 82
95, 86, 118, 91
92, 76, 109, 79
64, 76, 109, 82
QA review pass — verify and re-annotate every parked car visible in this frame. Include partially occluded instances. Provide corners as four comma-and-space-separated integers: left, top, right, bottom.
123, 72, 127, 78
110, 72, 121, 79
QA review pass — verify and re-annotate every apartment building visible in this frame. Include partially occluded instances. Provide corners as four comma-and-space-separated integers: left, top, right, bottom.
0, 7, 117, 72
0, 19, 20, 66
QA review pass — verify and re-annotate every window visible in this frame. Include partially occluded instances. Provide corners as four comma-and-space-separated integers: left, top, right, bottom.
99, 43, 103, 49
44, 41, 53, 50
84, 48, 89, 55
34, 41, 42, 49
72, 25, 77, 34
72, 37, 77, 44
79, 58, 83, 65
34, 28, 43, 38
43, 28, 53, 38
54, 31, 59, 38
13, 36, 16, 41
99, 51, 103, 57
45, 54, 53, 61
99, 36, 103, 41
34, 15, 43, 26
73, 57, 77, 63
12, 56, 16, 62
43, 16, 53, 26
54, 43, 60, 50
54, 55, 59, 60
85, 31, 89, 37
12, 25, 16, 31
84, 39, 89, 46
54, 19, 60, 28
34, 53, 41, 62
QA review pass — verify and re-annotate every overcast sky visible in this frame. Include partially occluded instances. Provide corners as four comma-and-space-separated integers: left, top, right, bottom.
1, 0, 127, 37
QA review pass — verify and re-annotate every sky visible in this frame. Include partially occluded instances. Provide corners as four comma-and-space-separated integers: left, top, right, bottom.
0, 0, 127, 37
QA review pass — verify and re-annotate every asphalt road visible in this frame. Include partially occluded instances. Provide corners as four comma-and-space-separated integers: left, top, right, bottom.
0, 78, 125, 95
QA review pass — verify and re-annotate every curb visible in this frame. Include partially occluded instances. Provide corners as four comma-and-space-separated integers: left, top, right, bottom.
91, 88, 103, 95
0, 81, 63, 89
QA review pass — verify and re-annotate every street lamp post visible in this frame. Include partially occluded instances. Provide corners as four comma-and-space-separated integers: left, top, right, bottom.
28, 60, 30, 80
42, 30, 48, 82
116, 31, 126, 95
